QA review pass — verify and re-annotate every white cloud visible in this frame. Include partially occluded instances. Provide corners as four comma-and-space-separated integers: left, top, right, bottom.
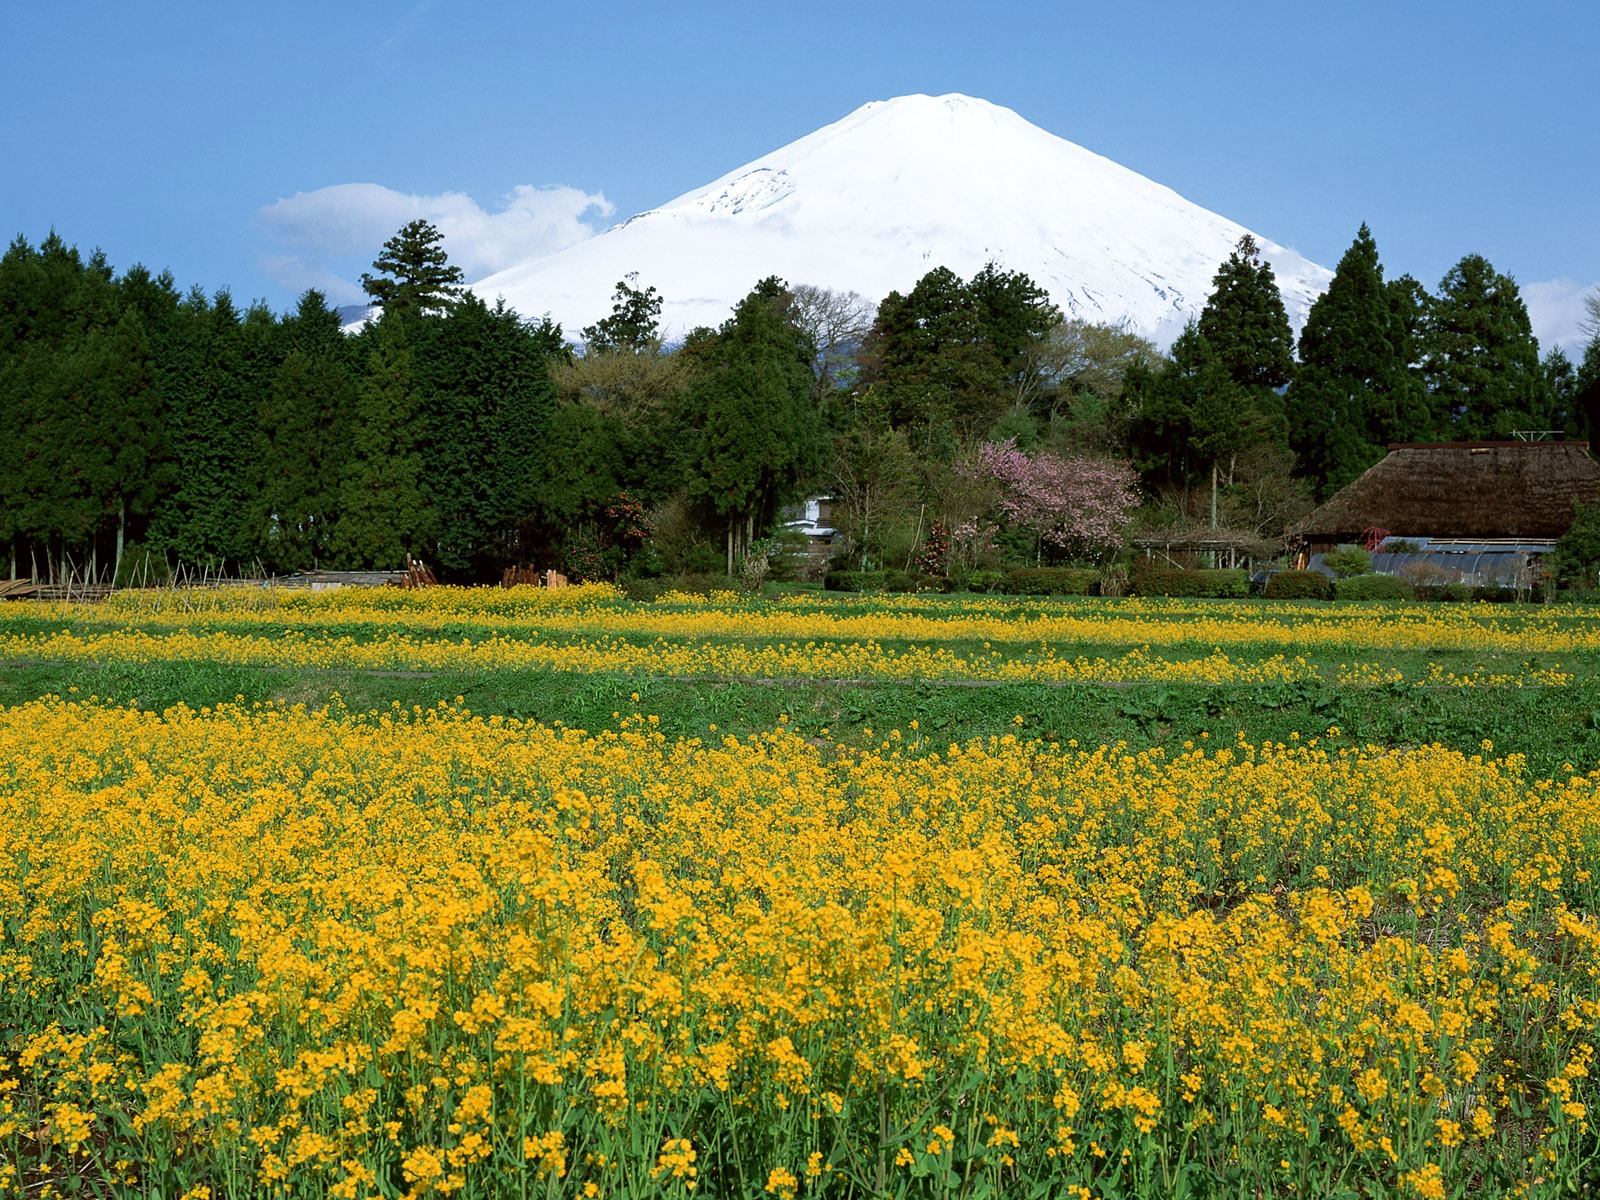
1523, 277, 1600, 356
256, 255, 370, 305
256, 182, 614, 300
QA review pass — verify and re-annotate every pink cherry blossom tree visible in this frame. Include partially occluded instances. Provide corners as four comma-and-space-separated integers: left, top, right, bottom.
964, 438, 1140, 562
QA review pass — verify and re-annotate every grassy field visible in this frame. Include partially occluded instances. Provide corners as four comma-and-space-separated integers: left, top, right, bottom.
1, 586, 1597, 1198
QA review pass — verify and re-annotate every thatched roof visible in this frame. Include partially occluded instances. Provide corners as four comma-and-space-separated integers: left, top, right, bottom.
1293, 442, 1600, 541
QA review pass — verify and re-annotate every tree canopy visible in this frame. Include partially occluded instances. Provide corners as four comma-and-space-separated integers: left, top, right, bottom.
360, 220, 465, 319
1287, 224, 1429, 496
1196, 234, 1295, 391
1423, 254, 1546, 439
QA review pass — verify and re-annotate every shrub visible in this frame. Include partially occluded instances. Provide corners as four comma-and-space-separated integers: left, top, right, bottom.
1413, 582, 1475, 603
1262, 570, 1334, 600
882, 570, 929, 593
1322, 545, 1373, 578
997, 567, 1098, 596
1333, 573, 1412, 602
1130, 568, 1250, 599
961, 568, 1008, 594
823, 569, 939, 593
1555, 500, 1600, 586
824, 569, 880, 593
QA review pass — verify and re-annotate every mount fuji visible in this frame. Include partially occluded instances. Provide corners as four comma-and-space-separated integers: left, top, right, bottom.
474, 94, 1333, 346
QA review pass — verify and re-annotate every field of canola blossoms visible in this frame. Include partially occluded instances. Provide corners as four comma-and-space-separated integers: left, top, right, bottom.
1, 586, 1598, 1198
0, 585, 1592, 689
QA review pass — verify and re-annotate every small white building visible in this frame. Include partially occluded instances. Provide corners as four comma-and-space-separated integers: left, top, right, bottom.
781, 497, 836, 541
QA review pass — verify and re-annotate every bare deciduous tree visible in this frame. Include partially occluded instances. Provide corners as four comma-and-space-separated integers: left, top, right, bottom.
787, 283, 875, 404
1582, 289, 1600, 341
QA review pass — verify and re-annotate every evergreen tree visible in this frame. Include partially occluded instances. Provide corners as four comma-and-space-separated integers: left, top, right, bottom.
533, 401, 627, 536
0, 235, 165, 580
1286, 224, 1428, 496
1423, 254, 1546, 439
580, 273, 663, 353
1575, 344, 1600, 442
415, 295, 560, 575
247, 290, 356, 572
864, 263, 1057, 442
1129, 322, 1283, 525
360, 219, 464, 319
1543, 347, 1579, 437
828, 391, 921, 570
333, 334, 435, 567
148, 290, 271, 566
1197, 235, 1295, 391
965, 262, 1062, 384
681, 278, 824, 570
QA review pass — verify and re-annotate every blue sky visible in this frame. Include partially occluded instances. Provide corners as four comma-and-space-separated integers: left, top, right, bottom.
7, 0, 1597, 348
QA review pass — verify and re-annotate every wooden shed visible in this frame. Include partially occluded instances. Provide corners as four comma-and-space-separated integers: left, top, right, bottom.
1292, 441, 1600, 555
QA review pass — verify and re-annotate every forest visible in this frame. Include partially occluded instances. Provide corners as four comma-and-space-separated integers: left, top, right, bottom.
3, 218, 1598, 586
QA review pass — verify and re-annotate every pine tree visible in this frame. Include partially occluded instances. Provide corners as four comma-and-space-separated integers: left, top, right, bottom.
682, 278, 823, 571
1286, 224, 1428, 496
1575, 332, 1600, 442
1424, 254, 1547, 439
1129, 322, 1283, 525
1542, 347, 1580, 437
581, 274, 663, 353
360, 220, 464, 319
332, 334, 435, 568
0, 235, 166, 581
148, 290, 271, 567
1197, 234, 1295, 391
415, 295, 560, 575
247, 290, 356, 572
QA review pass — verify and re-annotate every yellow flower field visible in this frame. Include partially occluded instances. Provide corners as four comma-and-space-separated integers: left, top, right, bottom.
1, 697, 1596, 1197
0, 584, 1586, 689
73, 584, 1600, 656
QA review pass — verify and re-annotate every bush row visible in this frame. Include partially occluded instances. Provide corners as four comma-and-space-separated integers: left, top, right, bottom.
1129, 568, 1250, 598
803, 567, 1540, 603
823, 570, 945, 594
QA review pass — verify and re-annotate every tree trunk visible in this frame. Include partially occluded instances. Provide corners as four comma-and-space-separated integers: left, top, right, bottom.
114, 497, 126, 586
726, 523, 734, 578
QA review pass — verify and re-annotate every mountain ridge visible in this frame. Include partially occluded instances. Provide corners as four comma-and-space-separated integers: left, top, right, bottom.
474, 94, 1332, 345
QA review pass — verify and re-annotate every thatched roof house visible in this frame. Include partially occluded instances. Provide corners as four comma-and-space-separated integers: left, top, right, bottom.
1293, 442, 1600, 550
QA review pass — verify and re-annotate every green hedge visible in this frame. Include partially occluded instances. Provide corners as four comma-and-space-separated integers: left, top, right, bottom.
1412, 583, 1520, 603
824, 570, 940, 593
959, 568, 1009, 594
1333, 573, 1413, 602
996, 567, 1099, 596
1129, 568, 1250, 598
1413, 583, 1476, 603
1262, 570, 1334, 600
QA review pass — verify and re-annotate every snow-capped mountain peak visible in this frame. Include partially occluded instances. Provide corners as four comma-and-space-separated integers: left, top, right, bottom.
474, 93, 1331, 345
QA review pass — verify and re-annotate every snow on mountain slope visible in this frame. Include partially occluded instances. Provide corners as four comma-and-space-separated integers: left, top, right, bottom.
474, 94, 1331, 346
